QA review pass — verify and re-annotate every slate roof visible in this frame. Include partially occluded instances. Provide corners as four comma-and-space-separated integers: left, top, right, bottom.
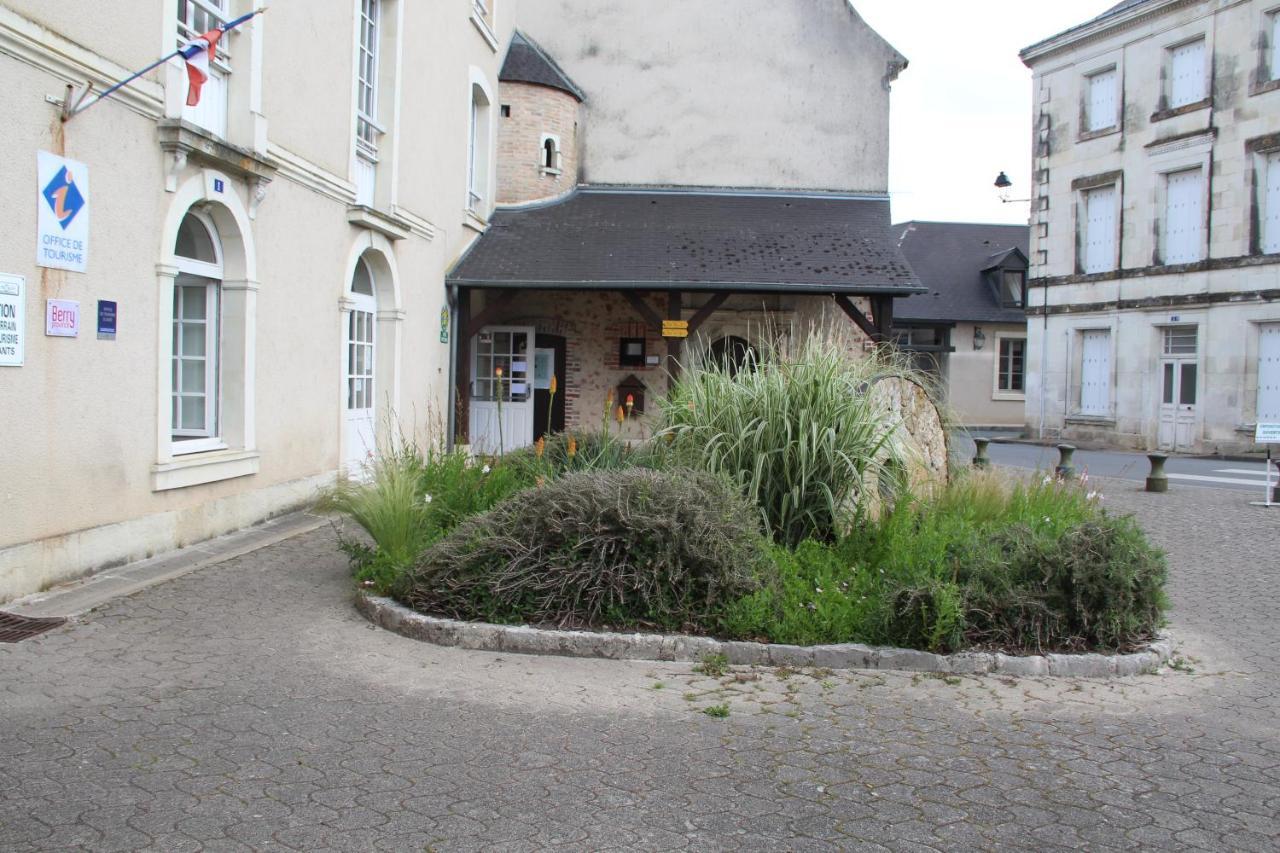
499, 32, 585, 101
892, 222, 1029, 324
448, 188, 924, 295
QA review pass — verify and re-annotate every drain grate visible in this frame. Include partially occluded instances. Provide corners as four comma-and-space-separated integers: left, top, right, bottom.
0, 611, 67, 643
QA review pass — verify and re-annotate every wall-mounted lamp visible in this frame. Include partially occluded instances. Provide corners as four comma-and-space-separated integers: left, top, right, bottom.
973, 326, 986, 351
994, 171, 1032, 204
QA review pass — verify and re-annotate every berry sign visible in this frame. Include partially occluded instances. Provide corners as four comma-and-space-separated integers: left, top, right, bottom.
45, 299, 79, 337
37, 151, 90, 273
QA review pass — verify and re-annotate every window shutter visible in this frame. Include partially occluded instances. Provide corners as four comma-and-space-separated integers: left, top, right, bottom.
1263, 153, 1280, 254
1169, 39, 1205, 108
1087, 69, 1116, 132
1272, 14, 1280, 82
1259, 324, 1280, 422
1080, 330, 1111, 416
1163, 168, 1203, 264
1083, 185, 1116, 273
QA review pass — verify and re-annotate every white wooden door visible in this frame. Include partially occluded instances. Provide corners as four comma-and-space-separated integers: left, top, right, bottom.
1079, 330, 1111, 416
470, 326, 535, 455
344, 292, 377, 471
1258, 323, 1280, 423
1157, 360, 1198, 450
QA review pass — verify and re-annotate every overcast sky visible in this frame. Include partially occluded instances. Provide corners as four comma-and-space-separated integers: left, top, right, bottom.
855, 0, 1117, 226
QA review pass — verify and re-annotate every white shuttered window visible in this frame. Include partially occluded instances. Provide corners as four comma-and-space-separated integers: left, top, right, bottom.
1080, 330, 1112, 416
1262, 152, 1280, 254
1168, 39, 1206, 108
1259, 324, 1280, 422
1163, 168, 1204, 264
1087, 69, 1117, 132
1083, 185, 1117, 273
1271, 14, 1280, 81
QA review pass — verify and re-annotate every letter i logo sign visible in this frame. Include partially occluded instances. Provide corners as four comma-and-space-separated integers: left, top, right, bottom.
42, 166, 85, 230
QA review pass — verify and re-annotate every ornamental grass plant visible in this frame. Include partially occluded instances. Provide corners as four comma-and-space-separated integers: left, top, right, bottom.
656, 328, 909, 546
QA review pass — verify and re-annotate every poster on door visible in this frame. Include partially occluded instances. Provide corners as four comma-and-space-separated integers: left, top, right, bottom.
37, 151, 90, 273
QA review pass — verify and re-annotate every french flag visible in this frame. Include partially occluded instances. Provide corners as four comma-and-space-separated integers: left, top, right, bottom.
180, 11, 260, 107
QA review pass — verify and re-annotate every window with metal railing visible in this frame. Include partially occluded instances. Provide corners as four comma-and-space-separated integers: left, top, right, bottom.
176, 0, 231, 137
355, 0, 382, 205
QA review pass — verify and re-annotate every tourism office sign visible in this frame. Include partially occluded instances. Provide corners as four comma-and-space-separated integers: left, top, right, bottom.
37, 151, 90, 274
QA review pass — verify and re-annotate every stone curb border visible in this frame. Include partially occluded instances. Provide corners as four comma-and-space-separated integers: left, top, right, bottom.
357, 594, 1173, 678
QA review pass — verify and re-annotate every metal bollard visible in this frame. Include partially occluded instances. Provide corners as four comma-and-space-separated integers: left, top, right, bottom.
973, 438, 991, 469
1055, 444, 1077, 480
1145, 452, 1168, 493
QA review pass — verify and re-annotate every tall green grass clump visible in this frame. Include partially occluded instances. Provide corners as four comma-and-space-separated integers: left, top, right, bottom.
656, 330, 907, 546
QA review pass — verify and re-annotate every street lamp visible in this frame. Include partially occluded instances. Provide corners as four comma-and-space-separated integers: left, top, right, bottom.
994, 171, 1031, 204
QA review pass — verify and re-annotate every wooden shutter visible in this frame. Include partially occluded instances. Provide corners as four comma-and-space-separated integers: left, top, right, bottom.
1259, 324, 1280, 422
1083, 185, 1116, 273
1169, 39, 1205, 108
1263, 152, 1280, 254
1164, 168, 1203, 264
1087, 69, 1117, 132
1080, 330, 1111, 416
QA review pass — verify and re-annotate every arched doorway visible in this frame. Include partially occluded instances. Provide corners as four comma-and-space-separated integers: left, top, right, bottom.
344, 256, 378, 470
708, 335, 755, 376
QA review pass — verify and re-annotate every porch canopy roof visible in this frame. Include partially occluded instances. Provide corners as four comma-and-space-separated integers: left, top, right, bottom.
447, 187, 924, 296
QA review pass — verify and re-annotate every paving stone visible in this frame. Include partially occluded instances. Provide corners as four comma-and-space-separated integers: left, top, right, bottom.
0, 476, 1277, 850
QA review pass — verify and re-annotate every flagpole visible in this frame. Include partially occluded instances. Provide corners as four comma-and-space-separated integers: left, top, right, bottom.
62, 7, 267, 123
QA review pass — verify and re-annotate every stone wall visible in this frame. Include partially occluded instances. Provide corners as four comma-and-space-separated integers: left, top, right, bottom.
496, 81, 581, 205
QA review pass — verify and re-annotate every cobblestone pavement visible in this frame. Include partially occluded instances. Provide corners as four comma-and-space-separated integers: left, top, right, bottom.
2, 480, 1278, 851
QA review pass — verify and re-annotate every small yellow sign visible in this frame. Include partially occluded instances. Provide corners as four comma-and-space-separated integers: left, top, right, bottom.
662, 319, 689, 339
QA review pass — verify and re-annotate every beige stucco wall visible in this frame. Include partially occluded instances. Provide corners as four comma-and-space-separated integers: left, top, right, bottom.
514, 0, 904, 192
944, 322, 1026, 428
0, 2, 512, 601
1022, 0, 1280, 452
496, 81, 579, 204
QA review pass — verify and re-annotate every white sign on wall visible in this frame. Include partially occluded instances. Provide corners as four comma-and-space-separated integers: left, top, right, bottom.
45, 299, 79, 337
0, 274, 24, 366
36, 151, 90, 273
1257, 423, 1280, 443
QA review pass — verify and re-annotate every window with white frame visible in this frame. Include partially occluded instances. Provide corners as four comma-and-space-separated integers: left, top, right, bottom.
1167, 38, 1206, 109
1082, 184, 1118, 273
1258, 323, 1280, 422
468, 82, 492, 212
1163, 167, 1204, 264
540, 134, 561, 172
355, 0, 382, 206
999, 270, 1025, 308
1262, 151, 1280, 254
177, 0, 231, 137
171, 212, 223, 451
1079, 329, 1112, 416
997, 336, 1026, 394
1085, 68, 1117, 132
1270, 12, 1280, 82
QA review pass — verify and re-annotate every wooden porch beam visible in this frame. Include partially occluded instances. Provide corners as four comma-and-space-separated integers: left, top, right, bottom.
686, 292, 731, 336
621, 291, 663, 331
871, 295, 895, 340
833, 294, 880, 341
455, 287, 472, 444
666, 290, 684, 389
464, 290, 519, 340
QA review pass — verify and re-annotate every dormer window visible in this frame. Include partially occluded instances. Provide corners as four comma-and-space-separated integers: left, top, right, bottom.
1000, 270, 1026, 308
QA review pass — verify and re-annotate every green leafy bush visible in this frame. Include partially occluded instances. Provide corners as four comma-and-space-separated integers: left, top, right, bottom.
656, 331, 907, 546
319, 442, 532, 592
393, 468, 770, 631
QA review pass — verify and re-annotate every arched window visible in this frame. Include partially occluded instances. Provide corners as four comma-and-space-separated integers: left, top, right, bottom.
172, 211, 224, 451
468, 80, 492, 211
543, 137, 557, 169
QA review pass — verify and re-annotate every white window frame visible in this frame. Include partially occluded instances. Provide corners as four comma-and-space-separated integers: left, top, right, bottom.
1161, 167, 1206, 265
1085, 67, 1118, 133
1270, 11, 1280, 83
466, 71, 494, 217
1260, 150, 1280, 254
171, 211, 225, 456
176, 0, 232, 137
993, 333, 1027, 399
356, 0, 383, 161
1081, 183, 1118, 274
1167, 37, 1207, 110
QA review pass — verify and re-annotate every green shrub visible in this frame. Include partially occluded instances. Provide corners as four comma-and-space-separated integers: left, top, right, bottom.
505, 429, 638, 481
656, 331, 907, 546
319, 442, 532, 592
393, 468, 770, 631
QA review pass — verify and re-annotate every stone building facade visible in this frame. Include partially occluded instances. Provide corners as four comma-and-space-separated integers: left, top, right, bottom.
495, 33, 582, 205
1021, 0, 1280, 453
0, 0, 510, 602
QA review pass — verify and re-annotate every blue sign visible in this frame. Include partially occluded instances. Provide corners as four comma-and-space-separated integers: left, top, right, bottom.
97, 300, 117, 337
42, 165, 86, 231
213, 178, 225, 193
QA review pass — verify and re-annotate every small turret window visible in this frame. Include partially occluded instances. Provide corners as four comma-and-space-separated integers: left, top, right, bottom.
539, 134, 562, 173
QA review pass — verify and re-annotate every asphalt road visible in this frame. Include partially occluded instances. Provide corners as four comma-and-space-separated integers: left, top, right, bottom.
951, 434, 1280, 496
